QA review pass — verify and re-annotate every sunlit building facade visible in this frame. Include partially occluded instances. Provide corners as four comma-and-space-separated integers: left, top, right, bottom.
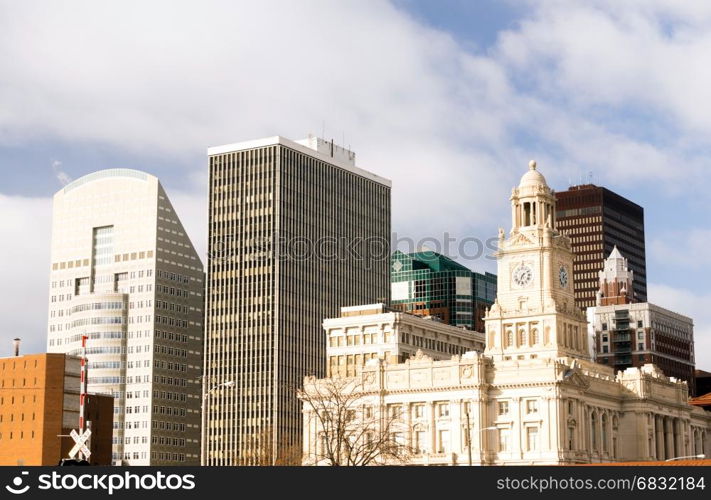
47, 169, 205, 465
204, 136, 391, 464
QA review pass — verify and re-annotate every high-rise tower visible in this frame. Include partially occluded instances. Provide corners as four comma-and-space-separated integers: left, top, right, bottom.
47, 169, 205, 465
203, 136, 391, 464
556, 185, 646, 309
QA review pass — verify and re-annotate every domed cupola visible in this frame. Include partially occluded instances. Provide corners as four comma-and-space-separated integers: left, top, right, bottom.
510, 160, 557, 231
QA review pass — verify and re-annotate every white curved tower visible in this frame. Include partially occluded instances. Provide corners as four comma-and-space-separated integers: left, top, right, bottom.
47, 169, 204, 465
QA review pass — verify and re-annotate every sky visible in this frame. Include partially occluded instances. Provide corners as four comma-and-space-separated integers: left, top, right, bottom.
1, 0, 710, 370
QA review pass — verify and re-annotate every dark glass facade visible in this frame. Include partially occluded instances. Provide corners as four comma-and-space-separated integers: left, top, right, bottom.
389, 250, 496, 332
556, 185, 647, 309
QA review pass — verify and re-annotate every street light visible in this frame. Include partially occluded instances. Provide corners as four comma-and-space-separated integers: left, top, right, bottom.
204, 380, 235, 398
665, 454, 705, 462
464, 412, 498, 466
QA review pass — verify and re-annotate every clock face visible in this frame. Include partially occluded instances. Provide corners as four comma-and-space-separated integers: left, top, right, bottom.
559, 266, 569, 288
513, 264, 533, 288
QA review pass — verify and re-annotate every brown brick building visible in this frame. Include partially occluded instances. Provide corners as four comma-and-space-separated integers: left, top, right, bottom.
0, 353, 113, 465
556, 184, 647, 309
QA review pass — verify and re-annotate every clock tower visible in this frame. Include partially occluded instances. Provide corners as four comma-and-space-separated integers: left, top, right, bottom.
484, 161, 590, 360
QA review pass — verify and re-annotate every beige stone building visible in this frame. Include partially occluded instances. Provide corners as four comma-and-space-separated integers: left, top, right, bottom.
302, 161, 711, 465
324, 304, 485, 377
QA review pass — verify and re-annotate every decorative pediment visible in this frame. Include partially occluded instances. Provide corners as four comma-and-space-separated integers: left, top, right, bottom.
560, 368, 591, 390
507, 231, 536, 247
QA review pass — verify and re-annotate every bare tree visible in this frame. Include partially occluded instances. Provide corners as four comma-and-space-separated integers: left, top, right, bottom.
299, 376, 411, 466
241, 427, 303, 466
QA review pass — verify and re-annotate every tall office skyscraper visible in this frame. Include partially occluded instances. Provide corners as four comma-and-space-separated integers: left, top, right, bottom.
47, 169, 205, 465
204, 135, 391, 465
556, 184, 647, 309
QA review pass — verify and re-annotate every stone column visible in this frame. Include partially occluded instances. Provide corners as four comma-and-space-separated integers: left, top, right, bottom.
664, 417, 674, 460
655, 415, 664, 460
541, 395, 552, 452
513, 397, 522, 458
475, 393, 488, 465
405, 402, 413, 452
429, 401, 436, 455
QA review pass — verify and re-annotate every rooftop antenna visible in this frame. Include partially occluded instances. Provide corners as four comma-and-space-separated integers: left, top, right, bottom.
321, 121, 325, 139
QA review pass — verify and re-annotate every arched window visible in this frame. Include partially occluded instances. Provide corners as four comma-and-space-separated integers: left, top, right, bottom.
505, 330, 513, 348
524, 203, 531, 226
518, 329, 527, 347
531, 329, 539, 345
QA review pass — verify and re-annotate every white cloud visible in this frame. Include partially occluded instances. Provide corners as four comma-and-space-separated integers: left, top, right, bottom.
648, 282, 711, 371
51, 160, 71, 186
1, 0, 711, 367
499, 0, 711, 133
649, 228, 711, 269
0, 195, 51, 356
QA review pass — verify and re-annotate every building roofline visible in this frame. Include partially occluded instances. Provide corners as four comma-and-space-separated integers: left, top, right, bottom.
592, 301, 693, 323
207, 136, 392, 187
59, 168, 153, 196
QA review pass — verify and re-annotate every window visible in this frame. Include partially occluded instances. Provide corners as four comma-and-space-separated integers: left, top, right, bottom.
498, 428, 510, 452
602, 323, 608, 331
319, 434, 328, 456
391, 432, 405, 448
437, 403, 450, 417
414, 430, 427, 454
388, 405, 402, 419
531, 329, 539, 344
414, 404, 425, 418
602, 345, 608, 353
437, 430, 450, 453
498, 401, 509, 416
363, 406, 373, 419
526, 399, 538, 414
637, 320, 643, 328
526, 426, 539, 451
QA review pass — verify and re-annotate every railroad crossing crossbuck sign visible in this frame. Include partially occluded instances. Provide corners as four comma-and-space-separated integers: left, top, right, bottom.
69, 428, 91, 459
